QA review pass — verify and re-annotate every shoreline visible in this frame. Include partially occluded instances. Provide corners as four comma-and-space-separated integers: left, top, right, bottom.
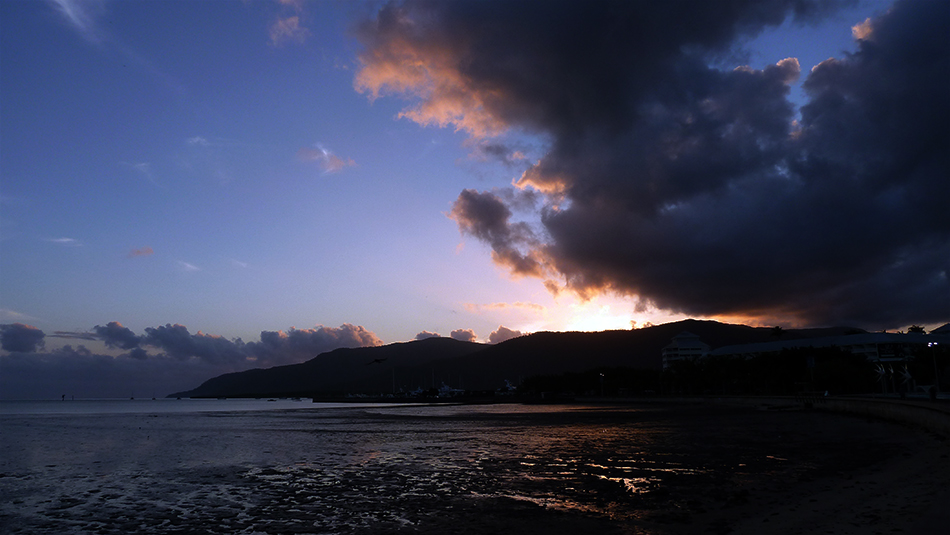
325, 392, 950, 436
2, 401, 948, 534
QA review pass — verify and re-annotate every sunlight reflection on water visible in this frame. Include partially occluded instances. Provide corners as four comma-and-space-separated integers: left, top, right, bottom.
0, 402, 831, 534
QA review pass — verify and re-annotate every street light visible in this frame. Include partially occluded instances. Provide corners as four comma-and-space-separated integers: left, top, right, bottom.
929, 342, 939, 393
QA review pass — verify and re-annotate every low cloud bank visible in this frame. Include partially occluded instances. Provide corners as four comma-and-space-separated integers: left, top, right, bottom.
414, 331, 441, 340
450, 329, 477, 343
488, 326, 522, 345
0, 323, 45, 353
0, 322, 383, 399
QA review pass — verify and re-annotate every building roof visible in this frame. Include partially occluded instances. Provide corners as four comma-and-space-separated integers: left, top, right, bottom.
711, 332, 949, 357
932, 323, 950, 335
664, 331, 710, 351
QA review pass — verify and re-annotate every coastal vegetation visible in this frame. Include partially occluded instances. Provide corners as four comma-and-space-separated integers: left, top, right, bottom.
169, 319, 947, 400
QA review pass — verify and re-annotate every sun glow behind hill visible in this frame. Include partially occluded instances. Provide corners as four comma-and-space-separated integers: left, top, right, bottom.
1, 0, 948, 400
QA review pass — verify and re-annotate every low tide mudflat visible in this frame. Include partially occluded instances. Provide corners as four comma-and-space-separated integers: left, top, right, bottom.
1, 401, 947, 534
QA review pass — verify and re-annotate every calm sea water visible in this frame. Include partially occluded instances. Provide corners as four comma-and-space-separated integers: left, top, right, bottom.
0, 400, 912, 534
0, 398, 390, 416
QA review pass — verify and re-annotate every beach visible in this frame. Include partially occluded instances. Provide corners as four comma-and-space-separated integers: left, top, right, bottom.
1, 401, 947, 534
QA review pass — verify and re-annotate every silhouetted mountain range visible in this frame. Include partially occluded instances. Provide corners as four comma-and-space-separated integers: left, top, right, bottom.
168, 319, 864, 398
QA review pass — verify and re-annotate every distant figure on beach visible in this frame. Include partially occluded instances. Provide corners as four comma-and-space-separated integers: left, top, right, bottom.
61, 394, 65, 401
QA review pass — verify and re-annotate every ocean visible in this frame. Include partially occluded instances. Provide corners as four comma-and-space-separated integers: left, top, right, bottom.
0, 399, 941, 534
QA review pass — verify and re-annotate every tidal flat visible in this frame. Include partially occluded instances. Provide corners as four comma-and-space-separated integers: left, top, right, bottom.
1, 401, 948, 534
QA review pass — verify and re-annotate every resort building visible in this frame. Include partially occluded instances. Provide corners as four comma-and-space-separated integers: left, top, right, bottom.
709, 331, 949, 363
662, 331, 711, 369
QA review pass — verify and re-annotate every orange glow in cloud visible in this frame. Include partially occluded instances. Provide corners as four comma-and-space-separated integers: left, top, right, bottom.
489, 248, 547, 279
354, 32, 507, 138
514, 162, 568, 195
852, 18, 874, 41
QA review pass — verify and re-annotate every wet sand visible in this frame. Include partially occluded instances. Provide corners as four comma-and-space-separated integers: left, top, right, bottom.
658, 406, 950, 535
1, 402, 947, 534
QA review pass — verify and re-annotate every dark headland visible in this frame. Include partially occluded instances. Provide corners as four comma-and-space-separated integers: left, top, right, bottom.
169, 319, 934, 400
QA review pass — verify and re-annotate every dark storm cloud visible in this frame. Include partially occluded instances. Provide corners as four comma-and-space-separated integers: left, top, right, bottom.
469, 142, 530, 168
0, 323, 45, 352
450, 188, 545, 278
450, 329, 477, 343
0, 323, 384, 399
357, 0, 949, 329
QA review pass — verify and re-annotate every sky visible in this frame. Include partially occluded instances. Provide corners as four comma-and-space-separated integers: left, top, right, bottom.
1, 0, 947, 399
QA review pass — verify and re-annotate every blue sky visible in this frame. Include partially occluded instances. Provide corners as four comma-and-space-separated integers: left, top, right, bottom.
2, 0, 947, 398
3, 0, 506, 342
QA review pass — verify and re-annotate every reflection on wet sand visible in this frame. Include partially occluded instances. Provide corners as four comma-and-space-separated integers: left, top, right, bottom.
1, 402, 947, 534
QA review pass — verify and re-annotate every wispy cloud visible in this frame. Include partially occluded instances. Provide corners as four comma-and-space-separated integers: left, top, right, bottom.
269, 0, 309, 47
270, 16, 309, 47
47, 237, 83, 247
48, 330, 98, 341
0, 309, 40, 323
298, 144, 356, 174
180, 136, 249, 184
177, 260, 200, 272
48, 1, 186, 94
464, 301, 546, 313
121, 161, 157, 185
185, 136, 246, 148
128, 246, 154, 258
49, 0, 106, 43
276, 0, 305, 9
230, 258, 249, 268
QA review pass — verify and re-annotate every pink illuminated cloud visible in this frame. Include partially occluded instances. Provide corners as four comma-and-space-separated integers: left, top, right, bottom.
128, 246, 154, 258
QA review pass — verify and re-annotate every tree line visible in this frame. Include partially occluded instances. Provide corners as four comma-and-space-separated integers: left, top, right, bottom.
518, 345, 947, 397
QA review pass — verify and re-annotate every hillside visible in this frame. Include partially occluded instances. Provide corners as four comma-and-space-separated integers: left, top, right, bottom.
168, 337, 484, 398
168, 319, 866, 398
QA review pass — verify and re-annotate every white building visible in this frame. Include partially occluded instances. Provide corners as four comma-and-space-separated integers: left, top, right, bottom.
662, 331, 710, 369
710, 332, 948, 363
